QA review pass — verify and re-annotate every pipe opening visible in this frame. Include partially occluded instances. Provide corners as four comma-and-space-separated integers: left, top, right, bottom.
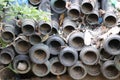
71, 66, 85, 79
108, 39, 120, 51
87, 14, 98, 24
69, 9, 79, 19
105, 16, 116, 26
30, 35, 41, 45
82, 3, 93, 13
50, 28, 58, 35
16, 41, 30, 52
17, 60, 28, 71
83, 51, 97, 64
51, 62, 65, 74
40, 24, 51, 34
54, 0, 66, 8
34, 49, 47, 61
2, 31, 14, 42
50, 40, 61, 50
105, 65, 119, 77
22, 25, 34, 34
71, 37, 84, 48
0, 53, 12, 64
63, 26, 75, 35
62, 52, 75, 65
29, 0, 41, 4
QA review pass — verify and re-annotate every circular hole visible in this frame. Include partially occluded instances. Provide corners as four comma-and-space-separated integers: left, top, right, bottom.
30, 0, 41, 4
34, 49, 47, 61
105, 16, 116, 26
71, 37, 84, 48
82, 3, 93, 13
105, 66, 119, 77
87, 14, 98, 23
16, 41, 30, 52
69, 9, 79, 19
30, 35, 41, 44
0, 53, 11, 64
63, 26, 75, 35
108, 39, 120, 51
50, 28, 58, 35
71, 66, 85, 79
51, 62, 65, 74
22, 25, 34, 34
40, 24, 51, 34
54, 0, 65, 8
62, 52, 75, 65
50, 40, 61, 50
83, 51, 97, 64
33, 64, 48, 76
17, 61, 28, 71
2, 32, 14, 42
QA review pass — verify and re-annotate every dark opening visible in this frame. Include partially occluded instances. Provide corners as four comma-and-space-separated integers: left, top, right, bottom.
54, 0, 65, 8
105, 16, 116, 26
40, 24, 51, 34
87, 14, 98, 24
63, 26, 75, 35
30, 0, 41, 4
50, 40, 61, 50
2, 32, 14, 42
50, 28, 58, 35
30, 35, 41, 45
82, 3, 93, 13
0, 53, 11, 64
69, 9, 79, 19
22, 25, 34, 34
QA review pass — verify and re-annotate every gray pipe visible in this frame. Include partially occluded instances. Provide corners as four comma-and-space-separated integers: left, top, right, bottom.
114, 55, 120, 71
50, 0, 66, 14
68, 61, 87, 80
14, 39, 31, 55
63, 18, 77, 37
67, 31, 84, 51
29, 43, 50, 64
59, 46, 78, 66
29, 0, 42, 6
67, 0, 80, 20
32, 61, 50, 77
80, 46, 100, 65
22, 19, 36, 36
46, 35, 65, 55
81, 0, 96, 14
29, 33, 42, 45
101, 60, 120, 80
49, 57, 66, 75
0, 46, 15, 64
13, 55, 31, 74
1, 24, 15, 43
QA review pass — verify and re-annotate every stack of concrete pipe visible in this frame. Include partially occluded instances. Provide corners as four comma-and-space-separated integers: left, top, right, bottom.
1, 0, 120, 79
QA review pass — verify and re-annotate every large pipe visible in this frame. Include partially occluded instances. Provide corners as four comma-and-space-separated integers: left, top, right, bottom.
67, 0, 80, 20
114, 55, 120, 71
22, 19, 36, 36
46, 35, 65, 55
80, 46, 100, 65
101, 60, 120, 79
59, 46, 78, 66
32, 61, 50, 77
1, 24, 15, 43
63, 18, 77, 37
103, 35, 120, 55
0, 46, 15, 64
81, 0, 96, 14
13, 55, 31, 74
29, 0, 42, 6
50, 57, 66, 75
29, 43, 50, 64
68, 61, 87, 80
50, 0, 66, 14
67, 31, 84, 51
14, 38, 31, 55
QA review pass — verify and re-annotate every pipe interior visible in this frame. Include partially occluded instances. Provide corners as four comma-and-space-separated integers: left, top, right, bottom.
82, 3, 93, 13
69, 9, 79, 19
54, 0, 66, 8
63, 26, 75, 35
23, 25, 34, 34
2, 32, 14, 42
105, 16, 116, 26
40, 24, 51, 34
0, 53, 12, 64
30, 35, 41, 44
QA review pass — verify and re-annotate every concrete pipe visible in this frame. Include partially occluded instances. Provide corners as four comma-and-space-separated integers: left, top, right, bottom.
46, 35, 65, 55
14, 39, 31, 55
32, 61, 50, 77
0, 47, 15, 64
1, 24, 15, 43
50, 0, 66, 14
13, 55, 31, 74
29, 33, 42, 45
114, 55, 120, 71
101, 60, 120, 80
29, 43, 50, 64
63, 18, 77, 37
80, 46, 100, 65
50, 57, 66, 75
85, 63, 101, 76
81, 0, 96, 14
68, 61, 87, 80
67, 0, 80, 20
22, 19, 36, 36
67, 31, 84, 51
100, 48, 114, 61
29, 0, 42, 6
59, 46, 78, 67
103, 35, 120, 55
